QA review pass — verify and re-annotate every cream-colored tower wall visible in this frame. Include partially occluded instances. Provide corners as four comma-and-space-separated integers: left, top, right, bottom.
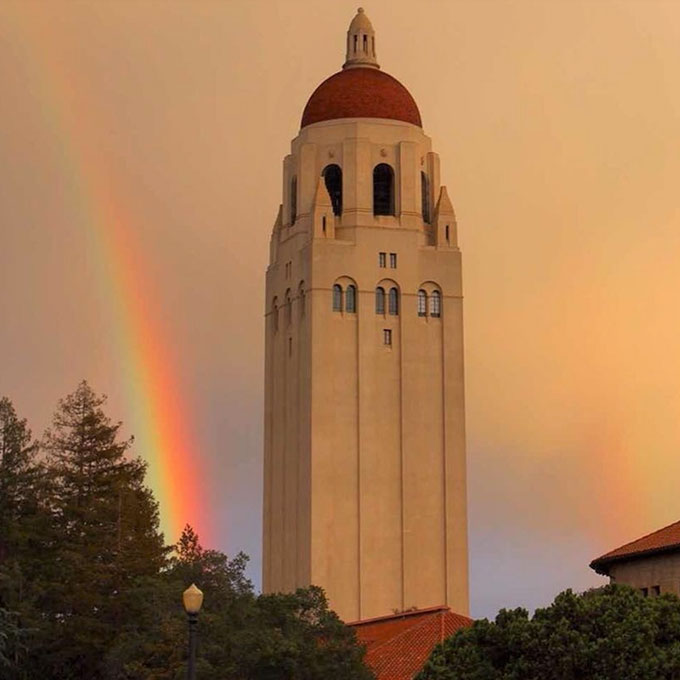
264, 116, 469, 622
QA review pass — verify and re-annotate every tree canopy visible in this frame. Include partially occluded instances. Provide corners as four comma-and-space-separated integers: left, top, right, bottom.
0, 383, 372, 680
418, 585, 680, 680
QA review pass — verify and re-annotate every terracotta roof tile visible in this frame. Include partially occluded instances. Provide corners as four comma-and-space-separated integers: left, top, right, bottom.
590, 519, 680, 575
301, 67, 422, 129
350, 606, 472, 680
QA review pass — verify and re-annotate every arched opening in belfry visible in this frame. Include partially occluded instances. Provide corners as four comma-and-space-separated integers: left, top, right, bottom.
373, 163, 394, 216
421, 172, 431, 224
322, 164, 343, 216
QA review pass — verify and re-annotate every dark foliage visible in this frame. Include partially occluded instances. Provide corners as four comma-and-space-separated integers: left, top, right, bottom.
0, 385, 372, 680
418, 585, 680, 680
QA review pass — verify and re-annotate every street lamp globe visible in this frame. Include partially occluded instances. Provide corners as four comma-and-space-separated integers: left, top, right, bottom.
183, 583, 204, 615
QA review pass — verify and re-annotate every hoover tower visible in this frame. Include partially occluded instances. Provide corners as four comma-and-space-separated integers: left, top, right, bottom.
263, 8, 468, 622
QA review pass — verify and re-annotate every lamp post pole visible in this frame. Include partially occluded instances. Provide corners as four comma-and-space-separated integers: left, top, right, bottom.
187, 611, 198, 680
182, 584, 204, 680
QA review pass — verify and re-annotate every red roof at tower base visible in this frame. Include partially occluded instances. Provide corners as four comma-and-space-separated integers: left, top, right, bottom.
349, 606, 472, 680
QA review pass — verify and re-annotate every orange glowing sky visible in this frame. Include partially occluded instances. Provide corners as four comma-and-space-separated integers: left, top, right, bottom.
1, 0, 679, 618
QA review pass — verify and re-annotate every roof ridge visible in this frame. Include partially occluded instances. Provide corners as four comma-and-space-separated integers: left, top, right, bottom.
347, 604, 449, 627
594, 518, 680, 562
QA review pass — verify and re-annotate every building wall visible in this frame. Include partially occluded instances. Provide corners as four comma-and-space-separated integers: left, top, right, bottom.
608, 552, 680, 597
264, 117, 469, 622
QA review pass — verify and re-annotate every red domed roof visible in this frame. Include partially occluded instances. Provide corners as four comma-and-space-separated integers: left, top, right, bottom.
301, 67, 422, 129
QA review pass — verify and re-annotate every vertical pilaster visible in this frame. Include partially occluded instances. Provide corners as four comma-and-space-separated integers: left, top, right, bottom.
399, 141, 420, 227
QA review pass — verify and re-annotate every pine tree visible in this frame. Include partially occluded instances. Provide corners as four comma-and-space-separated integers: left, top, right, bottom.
33, 381, 167, 679
0, 398, 41, 676
0, 397, 39, 563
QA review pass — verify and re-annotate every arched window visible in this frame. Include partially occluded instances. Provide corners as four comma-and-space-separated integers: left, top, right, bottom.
323, 164, 342, 216
421, 172, 431, 223
417, 290, 427, 317
346, 284, 357, 313
373, 164, 394, 216
375, 287, 385, 314
332, 284, 343, 312
272, 298, 279, 332
388, 287, 399, 315
290, 176, 297, 224
285, 290, 292, 326
299, 283, 306, 318
430, 290, 441, 318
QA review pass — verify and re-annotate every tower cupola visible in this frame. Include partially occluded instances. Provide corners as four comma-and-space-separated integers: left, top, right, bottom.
343, 7, 379, 70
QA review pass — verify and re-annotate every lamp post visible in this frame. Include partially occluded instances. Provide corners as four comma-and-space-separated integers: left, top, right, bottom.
182, 583, 204, 680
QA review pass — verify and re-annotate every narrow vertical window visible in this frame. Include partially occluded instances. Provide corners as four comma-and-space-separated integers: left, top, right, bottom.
346, 285, 357, 313
322, 215, 327, 234
272, 299, 279, 333
363, 35, 367, 52
389, 253, 397, 268
299, 284, 306, 318
353, 35, 358, 52
285, 290, 292, 326
375, 287, 385, 314
288, 337, 292, 356
373, 164, 394, 216
322, 164, 342, 215
372, 36, 375, 55
383, 329, 392, 346
332, 284, 343, 312
430, 290, 441, 318
445, 224, 450, 244
290, 176, 297, 225
388, 287, 399, 315
379, 252, 386, 268
421, 172, 431, 224
417, 290, 427, 317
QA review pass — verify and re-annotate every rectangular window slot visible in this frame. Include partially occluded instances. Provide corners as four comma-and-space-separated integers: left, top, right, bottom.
383, 329, 392, 346
652, 585, 661, 596
379, 252, 386, 268
389, 253, 397, 268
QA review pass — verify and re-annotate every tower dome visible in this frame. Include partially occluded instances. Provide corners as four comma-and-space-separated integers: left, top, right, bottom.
300, 8, 422, 129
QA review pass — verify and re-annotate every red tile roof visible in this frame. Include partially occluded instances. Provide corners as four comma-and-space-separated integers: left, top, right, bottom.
349, 606, 472, 680
590, 519, 680, 575
301, 67, 422, 129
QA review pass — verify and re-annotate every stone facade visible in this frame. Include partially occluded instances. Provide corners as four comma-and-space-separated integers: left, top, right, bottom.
590, 519, 680, 598
262, 9, 469, 622
607, 552, 680, 597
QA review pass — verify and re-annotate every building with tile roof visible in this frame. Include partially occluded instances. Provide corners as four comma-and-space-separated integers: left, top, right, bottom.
349, 606, 473, 680
590, 519, 680, 597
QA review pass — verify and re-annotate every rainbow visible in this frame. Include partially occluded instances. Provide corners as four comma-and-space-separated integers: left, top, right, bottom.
8, 7, 212, 544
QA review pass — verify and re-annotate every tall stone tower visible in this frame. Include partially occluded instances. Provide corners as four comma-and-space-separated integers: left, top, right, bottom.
263, 8, 468, 622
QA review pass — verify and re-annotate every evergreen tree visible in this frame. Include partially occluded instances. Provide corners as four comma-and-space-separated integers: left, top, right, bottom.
0, 397, 44, 677
30, 381, 167, 679
0, 397, 39, 563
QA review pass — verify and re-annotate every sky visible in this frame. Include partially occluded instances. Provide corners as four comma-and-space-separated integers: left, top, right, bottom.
1, 0, 679, 620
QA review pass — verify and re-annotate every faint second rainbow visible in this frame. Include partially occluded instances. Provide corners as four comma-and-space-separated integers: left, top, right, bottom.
10, 7, 212, 544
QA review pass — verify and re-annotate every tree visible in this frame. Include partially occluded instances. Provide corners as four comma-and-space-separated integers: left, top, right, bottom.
105, 526, 374, 680
417, 585, 680, 680
0, 398, 45, 677
29, 381, 167, 679
0, 397, 39, 563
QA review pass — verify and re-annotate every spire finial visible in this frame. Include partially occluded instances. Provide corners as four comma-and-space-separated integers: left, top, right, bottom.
343, 7, 379, 70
